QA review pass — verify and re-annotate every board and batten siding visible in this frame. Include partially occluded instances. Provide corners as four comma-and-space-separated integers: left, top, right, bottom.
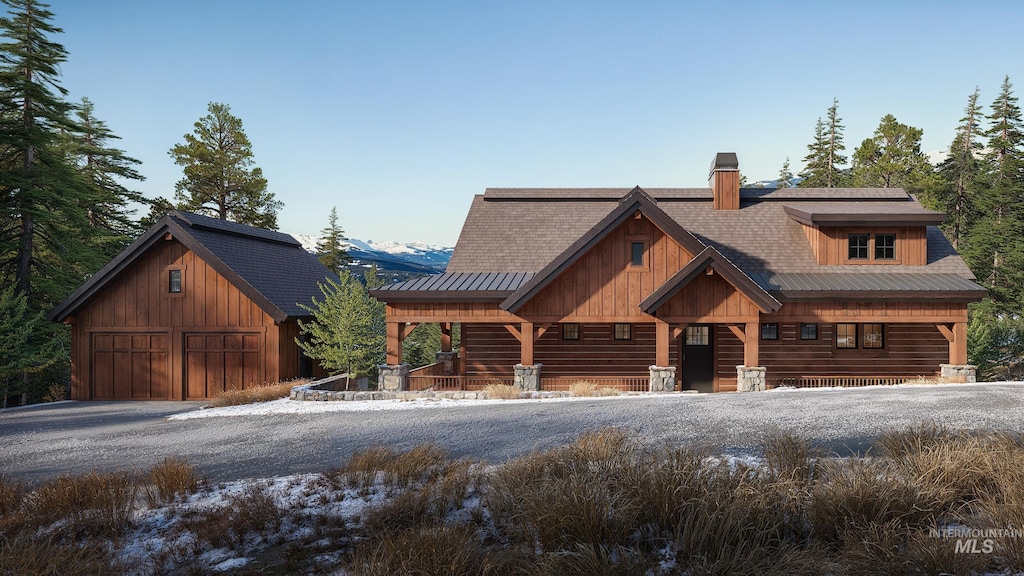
68, 237, 301, 400
801, 224, 929, 266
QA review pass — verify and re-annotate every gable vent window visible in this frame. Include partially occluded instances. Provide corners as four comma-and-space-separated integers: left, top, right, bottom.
613, 323, 632, 341
168, 269, 182, 294
875, 234, 896, 260
848, 234, 869, 260
630, 242, 645, 267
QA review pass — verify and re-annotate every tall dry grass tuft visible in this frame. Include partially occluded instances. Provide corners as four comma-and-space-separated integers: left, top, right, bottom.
761, 428, 819, 483
0, 476, 26, 519
23, 471, 138, 539
0, 534, 114, 576
482, 383, 520, 400
209, 380, 308, 407
361, 458, 476, 536
569, 380, 621, 397
180, 484, 282, 549
144, 456, 204, 507
346, 525, 496, 576
334, 443, 454, 491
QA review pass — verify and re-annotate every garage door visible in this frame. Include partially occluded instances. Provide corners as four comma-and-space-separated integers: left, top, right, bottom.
185, 333, 263, 399
91, 333, 169, 399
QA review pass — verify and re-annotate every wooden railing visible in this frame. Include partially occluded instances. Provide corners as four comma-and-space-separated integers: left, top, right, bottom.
409, 362, 446, 377
408, 375, 515, 391
768, 376, 912, 389
541, 376, 649, 392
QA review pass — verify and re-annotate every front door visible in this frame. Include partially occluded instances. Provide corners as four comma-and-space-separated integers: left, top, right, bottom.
681, 325, 714, 393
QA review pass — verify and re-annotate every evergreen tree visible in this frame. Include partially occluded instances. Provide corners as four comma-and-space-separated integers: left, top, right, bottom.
296, 271, 385, 380
851, 114, 935, 194
0, 0, 90, 303
777, 157, 794, 188
139, 196, 176, 228
925, 88, 984, 249
316, 206, 351, 275
169, 102, 282, 229
800, 99, 847, 187
364, 262, 384, 289
0, 286, 62, 407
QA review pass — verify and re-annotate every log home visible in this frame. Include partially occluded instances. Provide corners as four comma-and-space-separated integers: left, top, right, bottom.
371, 154, 987, 393
48, 211, 334, 400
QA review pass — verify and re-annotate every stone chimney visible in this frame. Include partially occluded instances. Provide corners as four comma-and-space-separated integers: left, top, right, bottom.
710, 152, 740, 210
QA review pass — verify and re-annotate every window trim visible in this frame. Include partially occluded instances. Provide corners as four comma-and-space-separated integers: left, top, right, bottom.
561, 323, 580, 341
836, 323, 858, 349
874, 233, 896, 260
625, 235, 650, 271
800, 323, 818, 341
613, 323, 632, 341
847, 234, 870, 260
862, 323, 884, 349
760, 323, 779, 341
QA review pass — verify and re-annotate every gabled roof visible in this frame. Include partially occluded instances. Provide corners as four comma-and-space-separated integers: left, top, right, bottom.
784, 203, 945, 227
640, 247, 782, 315
499, 186, 708, 313
48, 211, 336, 323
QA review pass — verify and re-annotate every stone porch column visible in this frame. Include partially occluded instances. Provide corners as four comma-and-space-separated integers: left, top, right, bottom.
736, 365, 766, 392
940, 364, 977, 383
514, 364, 541, 391
378, 364, 410, 391
649, 366, 676, 392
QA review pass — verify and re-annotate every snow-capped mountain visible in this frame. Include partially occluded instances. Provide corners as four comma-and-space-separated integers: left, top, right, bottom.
291, 233, 453, 274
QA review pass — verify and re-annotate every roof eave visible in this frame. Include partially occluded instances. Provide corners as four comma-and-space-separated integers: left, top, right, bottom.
368, 290, 512, 303
774, 289, 988, 302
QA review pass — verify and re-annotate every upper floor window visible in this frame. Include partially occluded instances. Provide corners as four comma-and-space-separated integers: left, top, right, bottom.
630, 242, 644, 266
168, 269, 182, 293
875, 234, 896, 260
613, 323, 632, 341
848, 234, 869, 260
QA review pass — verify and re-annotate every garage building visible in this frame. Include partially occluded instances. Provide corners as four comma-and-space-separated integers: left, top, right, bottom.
48, 211, 335, 400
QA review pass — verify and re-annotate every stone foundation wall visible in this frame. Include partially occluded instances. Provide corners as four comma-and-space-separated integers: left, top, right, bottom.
514, 364, 542, 391
940, 364, 977, 383
649, 366, 677, 392
736, 366, 766, 392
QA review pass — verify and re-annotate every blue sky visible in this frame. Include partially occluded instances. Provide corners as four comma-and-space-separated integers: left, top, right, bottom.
51, 1, 1024, 245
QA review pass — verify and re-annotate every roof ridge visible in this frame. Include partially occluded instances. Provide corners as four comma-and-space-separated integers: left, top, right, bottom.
171, 210, 300, 247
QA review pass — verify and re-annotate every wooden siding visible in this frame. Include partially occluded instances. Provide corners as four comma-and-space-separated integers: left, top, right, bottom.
386, 302, 513, 323
656, 270, 761, 323
712, 170, 740, 210
70, 238, 296, 400
771, 300, 968, 323
801, 225, 928, 266
462, 323, 674, 378
517, 215, 693, 320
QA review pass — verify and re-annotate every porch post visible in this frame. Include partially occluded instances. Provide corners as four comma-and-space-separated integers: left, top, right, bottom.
736, 321, 765, 392
939, 321, 976, 382
743, 321, 759, 367
655, 319, 670, 367
520, 321, 534, 365
386, 321, 402, 365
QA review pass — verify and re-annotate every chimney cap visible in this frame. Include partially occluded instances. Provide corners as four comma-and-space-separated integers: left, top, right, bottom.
709, 152, 739, 178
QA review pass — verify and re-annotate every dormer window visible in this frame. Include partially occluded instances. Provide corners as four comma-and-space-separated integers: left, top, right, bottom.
875, 234, 896, 260
848, 234, 869, 260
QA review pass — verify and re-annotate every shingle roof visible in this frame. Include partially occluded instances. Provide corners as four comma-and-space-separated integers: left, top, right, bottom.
48, 211, 336, 323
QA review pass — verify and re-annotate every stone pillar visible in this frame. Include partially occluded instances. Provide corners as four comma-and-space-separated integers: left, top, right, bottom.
736, 365, 766, 392
513, 364, 541, 391
378, 364, 410, 391
649, 366, 676, 392
940, 364, 977, 383
435, 351, 456, 375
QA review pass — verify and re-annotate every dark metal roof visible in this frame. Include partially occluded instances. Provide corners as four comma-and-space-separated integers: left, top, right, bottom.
640, 247, 782, 315
784, 203, 945, 226
48, 211, 336, 323
750, 272, 987, 301
709, 152, 739, 177
370, 272, 534, 302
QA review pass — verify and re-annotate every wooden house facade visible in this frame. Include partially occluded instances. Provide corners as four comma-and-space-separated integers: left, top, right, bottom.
48, 211, 334, 400
371, 154, 986, 392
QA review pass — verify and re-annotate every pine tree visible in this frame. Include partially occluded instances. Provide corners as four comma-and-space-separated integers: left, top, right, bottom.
316, 206, 351, 275
0, 286, 61, 406
777, 157, 794, 188
296, 272, 386, 379
0, 0, 91, 303
169, 102, 282, 229
800, 99, 847, 187
925, 88, 984, 249
851, 114, 935, 194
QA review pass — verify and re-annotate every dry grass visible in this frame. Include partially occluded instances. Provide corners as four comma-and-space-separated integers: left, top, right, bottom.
209, 379, 309, 407
569, 380, 621, 397
482, 383, 520, 399
333, 443, 453, 491
903, 374, 969, 385
143, 456, 204, 507
22, 471, 138, 539
0, 534, 114, 576
179, 484, 282, 550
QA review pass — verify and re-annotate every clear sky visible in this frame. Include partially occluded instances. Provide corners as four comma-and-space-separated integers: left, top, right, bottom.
50, 0, 1024, 246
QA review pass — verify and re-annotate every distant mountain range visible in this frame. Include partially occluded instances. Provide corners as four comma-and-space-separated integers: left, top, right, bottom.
291, 234, 453, 277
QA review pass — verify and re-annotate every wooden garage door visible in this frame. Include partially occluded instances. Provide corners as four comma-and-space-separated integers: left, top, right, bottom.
185, 333, 263, 399
91, 333, 169, 399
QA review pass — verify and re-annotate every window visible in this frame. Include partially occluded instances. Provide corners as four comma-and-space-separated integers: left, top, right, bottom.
761, 323, 778, 340
561, 323, 580, 341
863, 323, 884, 349
848, 234, 869, 260
613, 323, 632, 341
685, 325, 709, 346
875, 234, 896, 260
800, 323, 818, 340
168, 269, 182, 293
836, 323, 857, 349
630, 242, 645, 267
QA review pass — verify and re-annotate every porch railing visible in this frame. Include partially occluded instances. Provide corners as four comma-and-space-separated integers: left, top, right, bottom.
768, 376, 913, 389
540, 376, 649, 392
408, 375, 515, 391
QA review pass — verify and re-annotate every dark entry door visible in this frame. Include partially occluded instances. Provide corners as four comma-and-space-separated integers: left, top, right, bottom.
681, 325, 714, 393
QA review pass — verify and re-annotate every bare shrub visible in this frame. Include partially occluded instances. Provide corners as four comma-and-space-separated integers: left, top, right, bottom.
362, 458, 475, 536
0, 533, 114, 575
346, 525, 493, 576
482, 384, 520, 400
569, 380, 598, 397
24, 471, 138, 539
144, 456, 204, 507
209, 380, 308, 407
181, 484, 281, 549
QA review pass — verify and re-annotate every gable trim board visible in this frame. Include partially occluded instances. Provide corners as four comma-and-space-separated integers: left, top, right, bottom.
49, 211, 335, 400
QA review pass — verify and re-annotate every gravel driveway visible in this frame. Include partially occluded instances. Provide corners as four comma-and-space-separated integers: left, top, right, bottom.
2, 383, 1023, 485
